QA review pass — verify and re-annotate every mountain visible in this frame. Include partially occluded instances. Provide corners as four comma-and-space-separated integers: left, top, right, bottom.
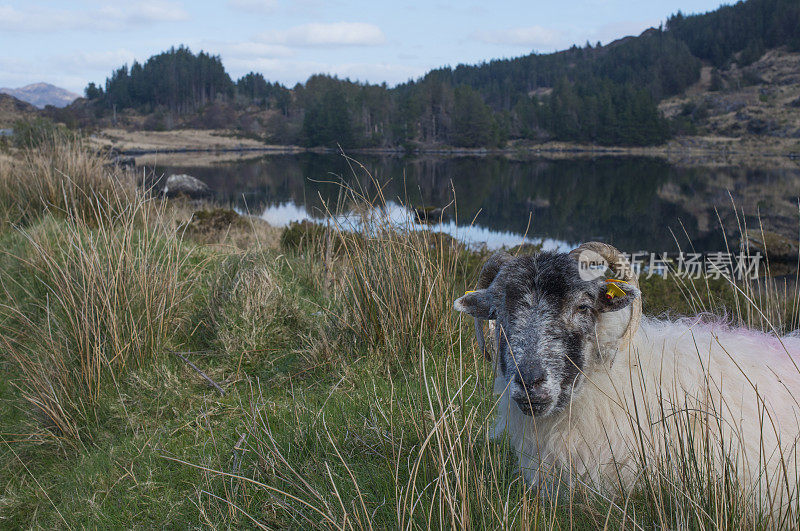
0, 83, 79, 109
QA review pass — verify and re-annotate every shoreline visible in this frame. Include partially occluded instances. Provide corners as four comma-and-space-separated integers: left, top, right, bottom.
91, 128, 800, 168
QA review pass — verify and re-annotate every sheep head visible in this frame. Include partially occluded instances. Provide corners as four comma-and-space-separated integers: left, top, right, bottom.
454, 243, 640, 417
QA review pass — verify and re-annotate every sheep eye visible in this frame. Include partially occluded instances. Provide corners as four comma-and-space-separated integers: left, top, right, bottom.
577, 304, 592, 313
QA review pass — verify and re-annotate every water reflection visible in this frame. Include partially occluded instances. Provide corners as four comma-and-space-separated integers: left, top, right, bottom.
255, 199, 570, 250
147, 153, 800, 253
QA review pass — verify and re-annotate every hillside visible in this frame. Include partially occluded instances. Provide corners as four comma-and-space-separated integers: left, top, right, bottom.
660, 48, 800, 140
0, 93, 38, 128
1, 82, 80, 109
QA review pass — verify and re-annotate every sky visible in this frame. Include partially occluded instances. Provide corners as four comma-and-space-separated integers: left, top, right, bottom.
0, 0, 729, 95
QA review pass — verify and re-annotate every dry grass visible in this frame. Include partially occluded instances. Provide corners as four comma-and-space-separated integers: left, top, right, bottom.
89, 128, 298, 154
0, 133, 135, 230
208, 252, 309, 361
660, 200, 800, 336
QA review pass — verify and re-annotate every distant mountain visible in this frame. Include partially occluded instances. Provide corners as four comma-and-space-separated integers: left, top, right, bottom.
0, 83, 79, 109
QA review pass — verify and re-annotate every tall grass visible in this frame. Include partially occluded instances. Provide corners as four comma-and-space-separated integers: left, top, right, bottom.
666, 201, 800, 335
303, 161, 481, 358
0, 132, 132, 229
0, 140, 192, 447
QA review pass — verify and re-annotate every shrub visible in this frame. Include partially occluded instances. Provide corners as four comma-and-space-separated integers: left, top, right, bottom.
12, 117, 77, 150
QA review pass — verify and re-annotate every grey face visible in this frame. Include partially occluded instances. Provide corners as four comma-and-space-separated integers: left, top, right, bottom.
454, 252, 638, 417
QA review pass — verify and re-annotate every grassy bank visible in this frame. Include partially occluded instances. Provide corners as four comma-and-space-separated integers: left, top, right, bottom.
0, 140, 798, 527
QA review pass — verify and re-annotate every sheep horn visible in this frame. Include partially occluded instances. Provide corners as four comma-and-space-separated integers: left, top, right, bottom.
569, 242, 641, 349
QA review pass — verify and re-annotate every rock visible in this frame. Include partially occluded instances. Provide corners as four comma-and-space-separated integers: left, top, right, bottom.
162, 174, 210, 198
745, 230, 799, 263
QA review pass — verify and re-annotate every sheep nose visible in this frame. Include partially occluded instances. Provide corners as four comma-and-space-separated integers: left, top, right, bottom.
513, 369, 550, 403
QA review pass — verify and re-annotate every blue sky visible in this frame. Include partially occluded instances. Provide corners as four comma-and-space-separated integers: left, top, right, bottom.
0, 0, 728, 94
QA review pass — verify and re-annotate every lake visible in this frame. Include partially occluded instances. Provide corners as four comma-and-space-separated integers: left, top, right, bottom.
146, 153, 800, 255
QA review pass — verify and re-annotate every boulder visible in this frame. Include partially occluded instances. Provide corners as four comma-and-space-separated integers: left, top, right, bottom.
162, 174, 210, 198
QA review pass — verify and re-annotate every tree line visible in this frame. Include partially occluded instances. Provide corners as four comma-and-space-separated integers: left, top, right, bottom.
81, 0, 799, 148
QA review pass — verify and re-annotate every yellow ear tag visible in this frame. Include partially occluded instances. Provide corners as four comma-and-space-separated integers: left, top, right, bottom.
605, 281, 627, 299
465, 290, 476, 295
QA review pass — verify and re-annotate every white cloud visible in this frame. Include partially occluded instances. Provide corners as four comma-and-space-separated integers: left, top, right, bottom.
473, 25, 564, 50
227, 0, 278, 13
259, 22, 386, 47
0, 5, 24, 25
0, 1, 188, 32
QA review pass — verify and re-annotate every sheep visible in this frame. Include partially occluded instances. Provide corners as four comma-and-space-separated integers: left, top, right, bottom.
453, 242, 800, 514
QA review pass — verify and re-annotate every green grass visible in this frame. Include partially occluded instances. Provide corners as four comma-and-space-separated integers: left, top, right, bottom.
1, 140, 799, 528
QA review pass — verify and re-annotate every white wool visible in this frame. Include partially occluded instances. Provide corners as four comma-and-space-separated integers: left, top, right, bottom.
494, 315, 800, 509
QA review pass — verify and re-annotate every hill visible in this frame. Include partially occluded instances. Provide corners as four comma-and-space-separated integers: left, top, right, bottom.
0, 93, 38, 128
56, 0, 800, 148
659, 48, 800, 140
1, 83, 80, 109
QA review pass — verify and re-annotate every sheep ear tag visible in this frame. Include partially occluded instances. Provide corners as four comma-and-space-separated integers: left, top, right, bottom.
605, 280, 628, 300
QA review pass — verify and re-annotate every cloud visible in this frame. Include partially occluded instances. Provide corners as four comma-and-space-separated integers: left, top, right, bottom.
0, 1, 188, 32
259, 22, 386, 47
473, 25, 564, 50
227, 0, 278, 13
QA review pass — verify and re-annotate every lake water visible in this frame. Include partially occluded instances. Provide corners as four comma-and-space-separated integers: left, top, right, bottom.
147, 153, 800, 254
